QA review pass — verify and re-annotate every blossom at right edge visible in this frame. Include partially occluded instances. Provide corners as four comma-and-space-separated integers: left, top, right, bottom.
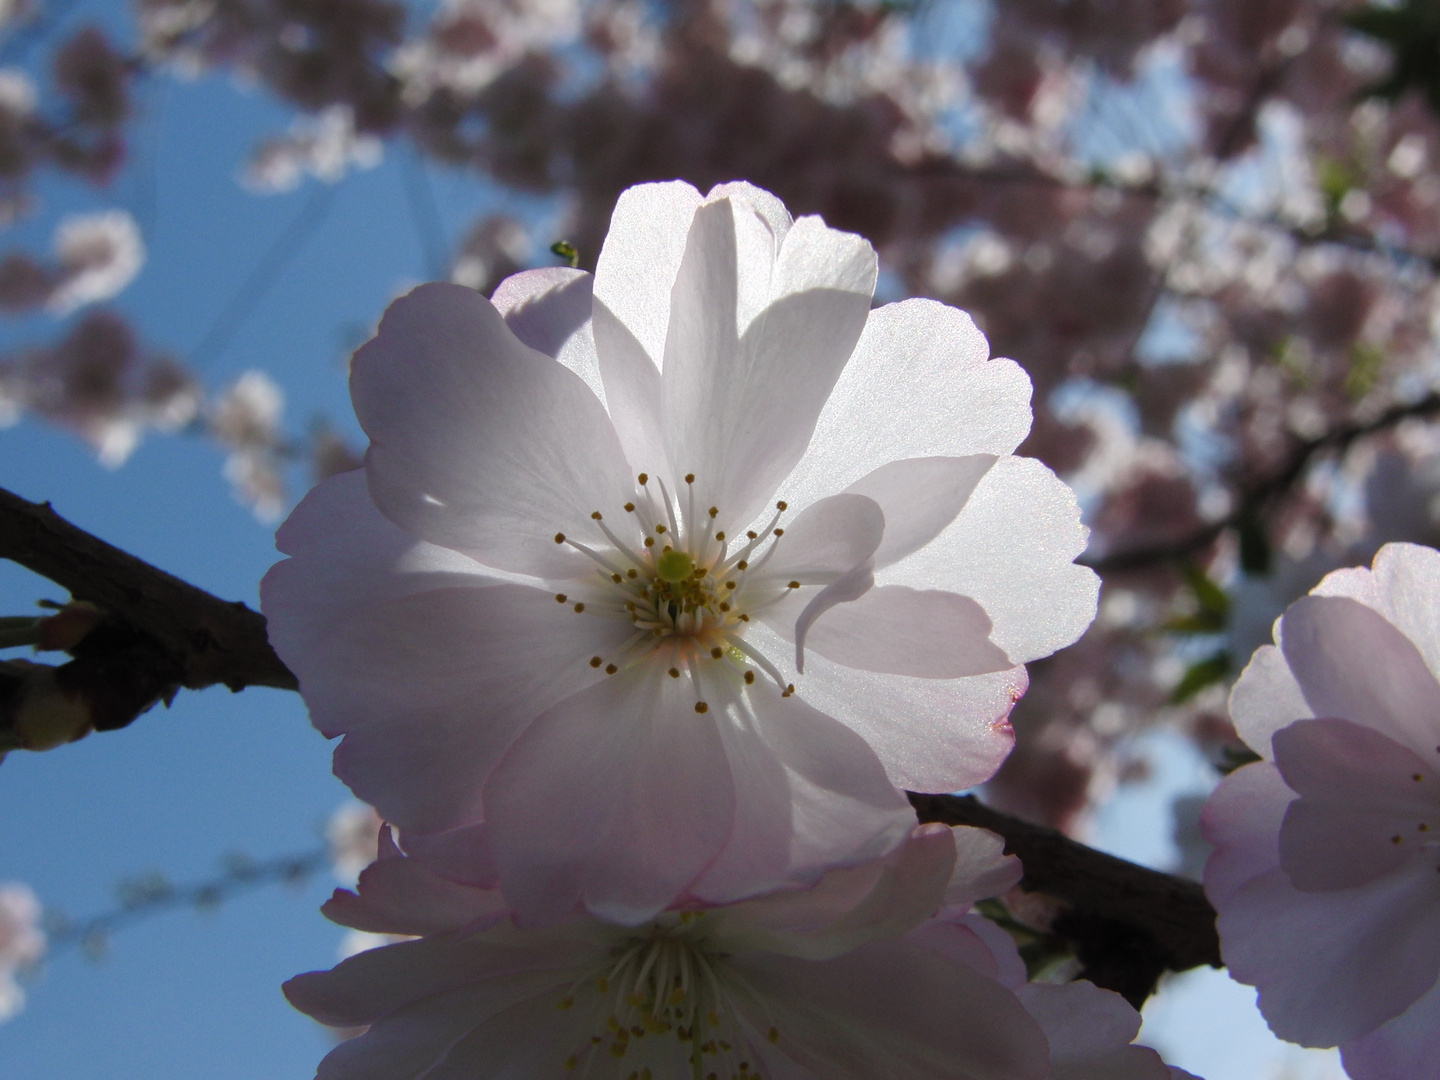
1201, 542, 1440, 1079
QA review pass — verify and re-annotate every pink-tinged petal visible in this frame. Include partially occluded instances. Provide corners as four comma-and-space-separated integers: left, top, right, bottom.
482, 665, 734, 925
748, 619, 1024, 792
262, 471, 499, 659
1015, 981, 1171, 1080
1274, 719, 1440, 891
352, 282, 636, 578
1219, 854, 1440, 1045
921, 913, 1029, 986
780, 298, 1032, 509
590, 181, 702, 472
489, 267, 604, 404
304, 583, 631, 834
662, 200, 877, 530
399, 825, 496, 888
1201, 761, 1292, 908
690, 680, 914, 908
881, 455, 1097, 665
718, 822, 955, 960
1367, 542, 1440, 685
845, 455, 998, 569
1228, 643, 1312, 760
308, 979, 563, 1080
733, 939, 1050, 1080
945, 826, 1023, 908
284, 934, 567, 1028
1342, 974, 1440, 1080
762, 492, 884, 584
321, 828, 506, 937
797, 585, 1011, 679
1281, 595, 1440, 759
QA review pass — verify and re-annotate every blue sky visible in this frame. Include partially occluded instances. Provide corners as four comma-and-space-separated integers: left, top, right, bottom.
0, 4, 1352, 1077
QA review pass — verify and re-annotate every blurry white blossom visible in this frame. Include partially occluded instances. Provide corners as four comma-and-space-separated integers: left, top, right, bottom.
47, 211, 145, 314
246, 106, 382, 193
0, 883, 44, 1023
208, 369, 286, 520
0, 67, 36, 116
326, 801, 383, 886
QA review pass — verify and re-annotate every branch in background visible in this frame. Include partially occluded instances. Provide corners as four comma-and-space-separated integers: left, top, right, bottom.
911, 792, 1220, 1007
1086, 392, 1440, 574
0, 484, 295, 750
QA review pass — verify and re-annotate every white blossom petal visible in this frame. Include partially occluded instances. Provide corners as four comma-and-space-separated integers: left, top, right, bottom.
1228, 643, 1312, 759
780, 298, 1032, 509
845, 455, 997, 569
352, 282, 636, 577
879, 455, 1098, 664
662, 200, 877, 528
1342, 975, 1440, 1080
489, 267, 603, 404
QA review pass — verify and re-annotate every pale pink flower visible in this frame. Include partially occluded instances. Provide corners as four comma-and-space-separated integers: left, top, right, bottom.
0, 883, 44, 1023
286, 822, 1059, 1080
262, 180, 1098, 923
1203, 542, 1440, 1077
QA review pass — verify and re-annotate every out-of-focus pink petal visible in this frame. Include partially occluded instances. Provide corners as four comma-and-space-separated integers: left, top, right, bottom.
352, 282, 636, 578
1220, 852, 1440, 1045
733, 938, 1050, 1080
1365, 543, 1440, 680
945, 826, 1022, 909
1274, 718, 1440, 891
1201, 761, 1291, 909
1015, 981, 1171, 1080
661, 200, 876, 530
717, 822, 954, 960
482, 666, 733, 925
780, 299, 1032, 509
1282, 596, 1440, 760
880, 455, 1097, 665
690, 680, 913, 907
1342, 974, 1440, 1080
844, 454, 998, 569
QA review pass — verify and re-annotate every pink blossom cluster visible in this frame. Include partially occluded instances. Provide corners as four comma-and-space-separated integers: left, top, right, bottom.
259, 179, 1202, 1076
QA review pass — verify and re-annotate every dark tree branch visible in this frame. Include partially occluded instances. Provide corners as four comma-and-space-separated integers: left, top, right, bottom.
911, 792, 1220, 1007
1085, 392, 1440, 573
0, 485, 295, 693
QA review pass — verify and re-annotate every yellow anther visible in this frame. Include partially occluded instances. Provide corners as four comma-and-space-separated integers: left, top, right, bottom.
718, 602, 730, 612
773, 528, 784, 536
624, 502, 636, 512
669, 668, 681, 678
555, 533, 566, 544
746, 530, 758, 539
612, 573, 623, 583
782, 683, 795, 697
644, 537, 655, 548
685, 473, 695, 483
736, 560, 747, 569
638, 473, 648, 485
1415, 774, 1425, 782
724, 581, 737, 590
787, 580, 800, 589
738, 614, 750, 622
656, 524, 667, 534
708, 507, 718, 518
744, 671, 755, 684
558, 997, 574, 1010
714, 531, 725, 541
565, 1054, 578, 1069
606, 663, 618, 674
590, 657, 603, 668
1393, 835, 1403, 844
710, 646, 723, 659
574, 603, 586, 613
776, 501, 787, 511
555, 593, 568, 603
695, 702, 709, 713
768, 1027, 779, 1043
591, 511, 603, 520
627, 568, 638, 578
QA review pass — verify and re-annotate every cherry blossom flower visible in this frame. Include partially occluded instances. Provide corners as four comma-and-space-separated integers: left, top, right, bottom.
1202, 542, 1440, 1077
0, 883, 44, 1023
262, 180, 1098, 924
286, 822, 1052, 1080
47, 210, 145, 314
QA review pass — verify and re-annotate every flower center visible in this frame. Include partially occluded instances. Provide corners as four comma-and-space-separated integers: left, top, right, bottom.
554, 473, 799, 705
557, 913, 773, 1080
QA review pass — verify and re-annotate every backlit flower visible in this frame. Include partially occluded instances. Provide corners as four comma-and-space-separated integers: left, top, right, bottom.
262, 180, 1098, 923
286, 822, 1060, 1080
1203, 542, 1440, 1077
0, 883, 44, 1023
